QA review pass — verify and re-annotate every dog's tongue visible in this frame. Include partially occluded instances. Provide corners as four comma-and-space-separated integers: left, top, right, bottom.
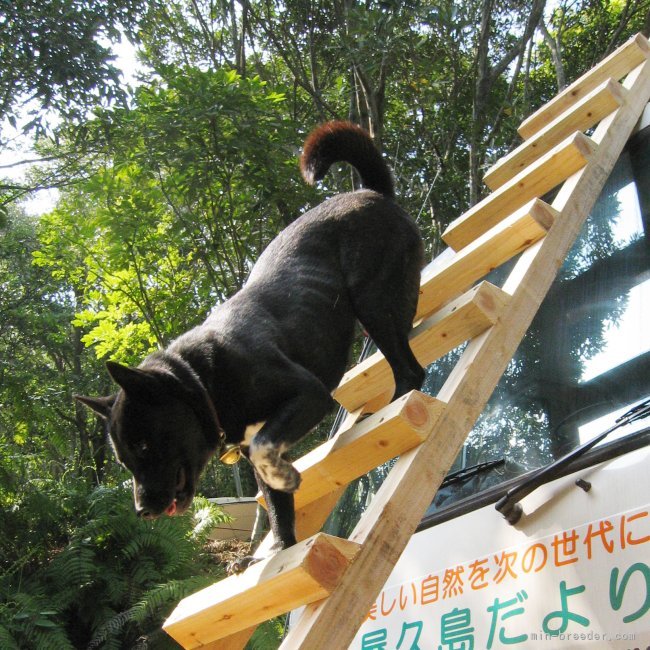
165, 500, 177, 516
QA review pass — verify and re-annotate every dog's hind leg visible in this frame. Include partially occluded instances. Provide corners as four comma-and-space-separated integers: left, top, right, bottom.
347, 237, 425, 401
359, 311, 424, 400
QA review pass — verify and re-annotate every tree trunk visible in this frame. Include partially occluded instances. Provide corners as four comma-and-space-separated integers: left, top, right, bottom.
540, 19, 566, 91
469, 0, 547, 205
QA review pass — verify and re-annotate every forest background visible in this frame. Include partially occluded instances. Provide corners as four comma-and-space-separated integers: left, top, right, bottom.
1, 0, 649, 647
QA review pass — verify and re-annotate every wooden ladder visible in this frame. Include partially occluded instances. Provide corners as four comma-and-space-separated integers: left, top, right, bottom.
163, 33, 650, 650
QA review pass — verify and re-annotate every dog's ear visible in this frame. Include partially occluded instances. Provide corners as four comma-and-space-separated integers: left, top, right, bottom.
105, 361, 159, 400
75, 394, 115, 419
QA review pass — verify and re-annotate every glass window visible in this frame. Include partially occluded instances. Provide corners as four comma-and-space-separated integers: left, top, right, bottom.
325, 125, 650, 538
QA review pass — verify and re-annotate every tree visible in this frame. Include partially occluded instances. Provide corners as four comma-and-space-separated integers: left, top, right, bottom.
35, 68, 304, 360
0, 205, 111, 485
0, 0, 146, 138
468, 0, 547, 204
3, 2, 650, 644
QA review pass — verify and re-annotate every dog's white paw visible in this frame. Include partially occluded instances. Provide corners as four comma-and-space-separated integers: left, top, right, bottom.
227, 555, 261, 574
249, 441, 301, 492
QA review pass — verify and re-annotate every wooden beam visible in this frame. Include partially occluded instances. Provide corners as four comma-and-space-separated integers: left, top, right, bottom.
281, 53, 650, 650
163, 533, 361, 648
518, 33, 649, 140
415, 199, 557, 320
189, 632, 252, 650
334, 281, 508, 412
484, 78, 626, 190
257, 391, 445, 512
442, 132, 596, 251
292, 407, 362, 539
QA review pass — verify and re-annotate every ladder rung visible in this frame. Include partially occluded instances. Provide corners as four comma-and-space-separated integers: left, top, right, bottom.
163, 533, 361, 647
442, 132, 595, 251
485, 78, 626, 190
334, 282, 508, 412
258, 391, 445, 512
518, 33, 649, 140
416, 199, 557, 321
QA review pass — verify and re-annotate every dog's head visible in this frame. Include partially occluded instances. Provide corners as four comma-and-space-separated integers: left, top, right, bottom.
76, 361, 219, 518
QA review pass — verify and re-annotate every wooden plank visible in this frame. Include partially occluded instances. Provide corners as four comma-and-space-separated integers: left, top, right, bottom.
415, 199, 557, 320
190, 632, 251, 650
281, 54, 650, 650
485, 78, 626, 190
163, 533, 360, 648
442, 131, 596, 251
257, 391, 445, 512
518, 33, 649, 139
292, 407, 361, 539
334, 281, 508, 412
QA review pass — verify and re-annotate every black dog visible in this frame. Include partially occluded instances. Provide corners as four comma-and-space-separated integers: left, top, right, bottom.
77, 121, 424, 558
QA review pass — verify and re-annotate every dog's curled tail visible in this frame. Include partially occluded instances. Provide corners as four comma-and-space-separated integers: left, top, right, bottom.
300, 121, 394, 198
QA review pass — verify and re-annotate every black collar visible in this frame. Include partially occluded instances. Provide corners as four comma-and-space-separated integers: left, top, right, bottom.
158, 352, 227, 454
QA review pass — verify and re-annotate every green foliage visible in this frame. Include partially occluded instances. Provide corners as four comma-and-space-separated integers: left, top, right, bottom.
0, 480, 229, 649
34, 67, 307, 363
0, 0, 144, 141
0, 206, 111, 485
248, 618, 286, 649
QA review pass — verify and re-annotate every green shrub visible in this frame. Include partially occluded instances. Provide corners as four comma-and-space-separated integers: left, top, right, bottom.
1, 481, 229, 649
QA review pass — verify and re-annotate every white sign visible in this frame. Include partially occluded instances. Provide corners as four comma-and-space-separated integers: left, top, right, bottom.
351, 446, 650, 649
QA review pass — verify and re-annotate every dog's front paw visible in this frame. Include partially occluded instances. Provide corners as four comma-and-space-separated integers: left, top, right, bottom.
266, 459, 301, 492
249, 441, 301, 492
227, 555, 261, 574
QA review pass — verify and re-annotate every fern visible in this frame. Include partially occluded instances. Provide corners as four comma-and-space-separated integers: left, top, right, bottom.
191, 497, 232, 543
130, 556, 161, 588
87, 484, 131, 520
6, 592, 75, 650
22, 623, 76, 650
131, 576, 215, 625
122, 525, 191, 573
87, 606, 139, 649
102, 572, 130, 605
46, 541, 98, 587
3, 481, 229, 648
0, 623, 19, 650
